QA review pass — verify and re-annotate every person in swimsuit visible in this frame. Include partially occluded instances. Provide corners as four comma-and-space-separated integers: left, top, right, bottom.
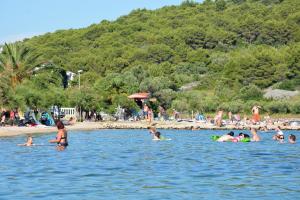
288, 134, 296, 144
217, 131, 234, 142
250, 127, 260, 142
49, 121, 68, 150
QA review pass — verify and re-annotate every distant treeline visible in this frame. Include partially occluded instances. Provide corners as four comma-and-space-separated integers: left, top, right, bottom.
0, 0, 300, 115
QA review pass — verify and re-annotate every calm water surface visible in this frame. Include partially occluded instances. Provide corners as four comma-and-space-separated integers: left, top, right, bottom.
0, 129, 299, 200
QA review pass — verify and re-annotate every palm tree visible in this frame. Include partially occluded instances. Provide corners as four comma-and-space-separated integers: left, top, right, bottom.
0, 43, 39, 88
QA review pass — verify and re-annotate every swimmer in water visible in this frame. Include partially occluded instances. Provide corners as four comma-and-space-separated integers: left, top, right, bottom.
232, 132, 245, 142
250, 127, 260, 142
18, 135, 34, 146
288, 134, 296, 144
217, 131, 234, 142
148, 126, 166, 140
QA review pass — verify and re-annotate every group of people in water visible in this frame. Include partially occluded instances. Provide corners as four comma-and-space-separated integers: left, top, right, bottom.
214, 126, 296, 143
18, 122, 296, 151
18, 120, 68, 150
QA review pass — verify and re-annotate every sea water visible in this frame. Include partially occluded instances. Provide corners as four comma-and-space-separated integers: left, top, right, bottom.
0, 129, 299, 200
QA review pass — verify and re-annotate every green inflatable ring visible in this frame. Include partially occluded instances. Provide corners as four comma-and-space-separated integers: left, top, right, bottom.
211, 135, 220, 141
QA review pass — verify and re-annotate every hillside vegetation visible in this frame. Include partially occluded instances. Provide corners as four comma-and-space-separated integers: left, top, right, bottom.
1, 0, 300, 116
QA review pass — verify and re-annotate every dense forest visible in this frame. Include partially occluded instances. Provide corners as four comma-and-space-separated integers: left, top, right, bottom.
1, 0, 300, 117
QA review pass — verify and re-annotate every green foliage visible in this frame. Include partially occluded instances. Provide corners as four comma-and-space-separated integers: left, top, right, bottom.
1, 0, 300, 114
265, 101, 290, 114
237, 84, 263, 101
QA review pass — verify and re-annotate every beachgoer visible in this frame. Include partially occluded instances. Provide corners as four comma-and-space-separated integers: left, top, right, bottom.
49, 121, 68, 150
234, 113, 241, 122
251, 105, 261, 124
148, 126, 164, 140
288, 134, 296, 144
173, 109, 179, 120
250, 127, 260, 142
273, 126, 284, 142
148, 109, 153, 123
18, 135, 33, 146
68, 117, 76, 125
1, 109, 5, 126
232, 132, 244, 142
217, 131, 234, 142
143, 104, 149, 120
9, 110, 15, 126
214, 110, 223, 127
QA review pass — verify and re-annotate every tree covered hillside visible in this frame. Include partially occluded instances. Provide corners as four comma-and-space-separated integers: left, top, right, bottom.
1, 0, 300, 115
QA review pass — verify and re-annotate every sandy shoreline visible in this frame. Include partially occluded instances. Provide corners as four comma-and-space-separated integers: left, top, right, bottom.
0, 121, 299, 137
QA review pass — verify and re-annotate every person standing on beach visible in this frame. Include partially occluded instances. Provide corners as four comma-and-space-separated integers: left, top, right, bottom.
251, 105, 261, 124
214, 110, 223, 127
143, 104, 149, 120
148, 108, 153, 123
273, 126, 284, 143
49, 121, 68, 150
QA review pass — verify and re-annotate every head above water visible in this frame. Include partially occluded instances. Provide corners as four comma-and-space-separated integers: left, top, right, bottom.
227, 131, 234, 136
56, 121, 65, 130
154, 131, 161, 138
289, 134, 296, 142
147, 126, 156, 133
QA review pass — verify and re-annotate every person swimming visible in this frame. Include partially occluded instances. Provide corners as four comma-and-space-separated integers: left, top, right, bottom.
18, 135, 34, 146
273, 126, 284, 143
288, 134, 296, 144
232, 132, 245, 142
217, 131, 234, 142
250, 127, 260, 142
49, 121, 68, 150
148, 126, 167, 140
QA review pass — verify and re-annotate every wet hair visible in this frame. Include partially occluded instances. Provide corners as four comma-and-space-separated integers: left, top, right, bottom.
278, 135, 284, 140
148, 126, 156, 132
227, 131, 234, 136
244, 134, 250, 138
238, 132, 244, 136
56, 121, 65, 130
155, 131, 161, 138
289, 134, 296, 141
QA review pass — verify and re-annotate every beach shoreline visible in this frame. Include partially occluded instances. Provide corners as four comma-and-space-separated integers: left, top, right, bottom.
0, 120, 299, 137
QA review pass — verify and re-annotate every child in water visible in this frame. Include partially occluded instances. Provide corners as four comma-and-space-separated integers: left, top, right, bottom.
288, 134, 296, 144
148, 126, 166, 140
18, 135, 34, 146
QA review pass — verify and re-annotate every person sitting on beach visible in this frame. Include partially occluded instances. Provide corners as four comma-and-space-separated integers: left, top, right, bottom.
68, 117, 76, 125
251, 105, 261, 124
217, 131, 234, 142
288, 134, 296, 144
49, 121, 68, 150
18, 135, 34, 146
250, 127, 260, 142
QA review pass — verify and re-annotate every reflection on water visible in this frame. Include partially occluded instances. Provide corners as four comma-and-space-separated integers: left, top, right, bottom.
0, 129, 299, 200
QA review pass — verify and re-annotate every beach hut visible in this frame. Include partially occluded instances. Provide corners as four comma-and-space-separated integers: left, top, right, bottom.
128, 92, 150, 108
